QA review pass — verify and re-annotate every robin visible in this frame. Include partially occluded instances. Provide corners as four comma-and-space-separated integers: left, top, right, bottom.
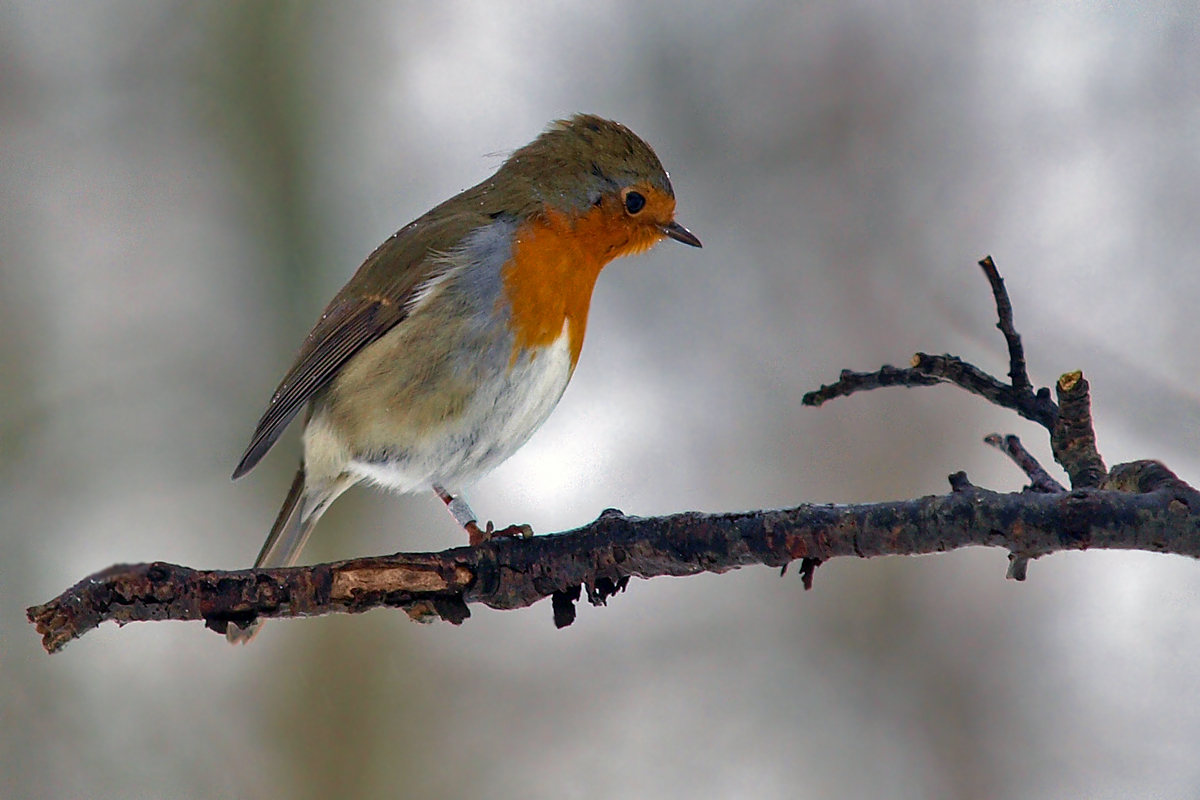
228, 114, 700, 642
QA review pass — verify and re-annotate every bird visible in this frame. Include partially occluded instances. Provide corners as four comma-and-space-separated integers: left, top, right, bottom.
227, 114, 701, 642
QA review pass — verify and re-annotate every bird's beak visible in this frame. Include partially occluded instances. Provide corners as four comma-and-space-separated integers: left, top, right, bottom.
661, 220, 702, 248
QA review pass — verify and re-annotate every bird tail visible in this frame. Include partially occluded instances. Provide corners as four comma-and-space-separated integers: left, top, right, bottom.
226, 467, 353, 644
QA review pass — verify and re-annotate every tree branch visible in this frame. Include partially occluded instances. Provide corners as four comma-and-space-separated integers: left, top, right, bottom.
801, 257, 1058, 431
1052, 371, 1107, 489
28, 482, 1200, 653
983, 434, 1066, 494
979, 255, 1031, 392
28, 255, 1200, 653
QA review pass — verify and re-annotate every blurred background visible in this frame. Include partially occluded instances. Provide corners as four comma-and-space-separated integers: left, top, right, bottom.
4, 2, 1200, 798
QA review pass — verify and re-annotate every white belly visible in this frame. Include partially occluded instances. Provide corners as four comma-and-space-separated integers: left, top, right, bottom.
344, 325, 574, 493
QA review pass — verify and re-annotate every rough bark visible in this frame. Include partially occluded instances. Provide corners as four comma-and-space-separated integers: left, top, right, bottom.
27, 480, 1200, 654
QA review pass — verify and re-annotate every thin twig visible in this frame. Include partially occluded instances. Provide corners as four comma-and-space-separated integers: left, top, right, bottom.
803, 259, 1059, 431
910, 353, 1057, 428
803, 353, 1058, 430
984, 433, 1066, 493
979, 255, 1031, 392
802, 365, 941, 407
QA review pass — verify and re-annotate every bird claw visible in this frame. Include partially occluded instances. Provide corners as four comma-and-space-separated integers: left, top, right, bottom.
466, 520, 534, 546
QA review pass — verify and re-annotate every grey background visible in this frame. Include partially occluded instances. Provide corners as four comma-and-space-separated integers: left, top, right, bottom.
4, 2, 1200, 798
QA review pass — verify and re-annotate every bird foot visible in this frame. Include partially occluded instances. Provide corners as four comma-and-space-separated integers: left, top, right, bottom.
465, 520, 534, 546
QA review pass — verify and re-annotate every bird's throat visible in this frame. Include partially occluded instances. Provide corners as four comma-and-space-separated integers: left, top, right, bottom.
502, 205, 662, 368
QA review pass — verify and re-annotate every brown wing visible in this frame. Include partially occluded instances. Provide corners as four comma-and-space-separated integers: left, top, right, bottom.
231, 295, 405, 478
231, 208, 488, 480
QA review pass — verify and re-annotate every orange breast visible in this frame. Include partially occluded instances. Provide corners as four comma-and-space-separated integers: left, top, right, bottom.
502, 196, 671, 368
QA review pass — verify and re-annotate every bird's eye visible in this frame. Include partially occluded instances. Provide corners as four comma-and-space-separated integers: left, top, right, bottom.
624, 190, 646, 215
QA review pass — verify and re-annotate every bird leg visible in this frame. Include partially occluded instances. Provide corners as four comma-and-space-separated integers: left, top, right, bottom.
432, 485, 534, 546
